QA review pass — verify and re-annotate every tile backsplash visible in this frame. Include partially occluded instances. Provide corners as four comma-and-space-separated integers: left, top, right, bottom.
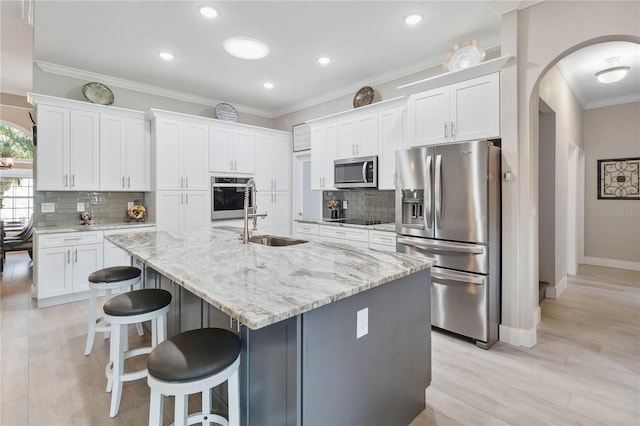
323, 190, 394, 223
34, 191, 146, 227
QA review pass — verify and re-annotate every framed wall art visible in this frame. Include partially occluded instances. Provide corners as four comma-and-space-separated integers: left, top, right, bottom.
597, 157, 640, 200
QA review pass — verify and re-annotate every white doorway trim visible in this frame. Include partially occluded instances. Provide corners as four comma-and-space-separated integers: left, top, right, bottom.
567, 143, 585, 275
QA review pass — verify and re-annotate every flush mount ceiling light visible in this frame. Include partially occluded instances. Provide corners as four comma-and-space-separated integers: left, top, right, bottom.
263, 82, 274, 89
404, 14, 422, 25
199, 6, 218, 18
223, 37, 269, 60
595, 57, 630, 84
317, 56, 331, 65
158, 52, 174, 61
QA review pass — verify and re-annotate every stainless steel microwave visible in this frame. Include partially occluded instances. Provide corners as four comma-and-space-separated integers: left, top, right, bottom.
334, 156, 378, 189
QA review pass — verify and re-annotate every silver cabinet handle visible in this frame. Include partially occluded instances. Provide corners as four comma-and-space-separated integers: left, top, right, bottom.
74, 248, 78, 263
185, 193, 189, 204
122, 176, 125, 188
72, 174, 75, 187
181, 193, 184, 204
181, 177, 184, 188
63, 237, 81, 241
67, 249, 70, 264
185, 177, 188, 188
64, 174, 68, 187
320, 177, 322, 187
444, 122, 448, 139
274, 193, 277, 203
274, 180, 276, 190
451, 121, 455, 138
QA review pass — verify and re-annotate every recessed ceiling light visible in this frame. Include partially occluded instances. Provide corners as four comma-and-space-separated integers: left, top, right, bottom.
223, 37, 269, 60
158, 52, 174, 61
405, 14, 422, 25
318, 56, 331, 65
263, 82, 274, 89
199, 6, 218, 18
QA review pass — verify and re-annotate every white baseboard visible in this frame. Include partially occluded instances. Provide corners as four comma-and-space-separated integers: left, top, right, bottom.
545, 276, 567, 299
583, 256, 640, 271
499, 324, 537, 348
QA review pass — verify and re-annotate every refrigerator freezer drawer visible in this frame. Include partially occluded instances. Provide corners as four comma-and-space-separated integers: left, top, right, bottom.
396, 237, 488, 274
431, 266, 488, 343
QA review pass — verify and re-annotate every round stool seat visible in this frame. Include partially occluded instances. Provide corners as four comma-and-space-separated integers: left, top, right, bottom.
89, 266, 141, 284
148, 328, 241, 382
104, 289, 171, 317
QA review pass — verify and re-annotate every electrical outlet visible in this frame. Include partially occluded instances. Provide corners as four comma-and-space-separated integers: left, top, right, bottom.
127, 202, 134, 209
41, 203, 55, 213
357, 308, 368, 339
76, 202, 85, 212
343, 200, 348, 209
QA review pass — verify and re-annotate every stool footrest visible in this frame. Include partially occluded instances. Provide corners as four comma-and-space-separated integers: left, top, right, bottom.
185, 412, 229, 426
106, 346, 153, 384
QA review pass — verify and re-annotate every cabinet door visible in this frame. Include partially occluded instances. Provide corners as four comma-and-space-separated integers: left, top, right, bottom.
272, 192, 291, 233
69, 109, 100, 190
72, 243, 103, 293
407, 87, 449, 147
36, 105, 68, 191
272, 135, 291, 191
104, 239, 130, 268
450, 73, 500, 142
255, 134, 291, 191
100, 114, 126, 191
310, 126, 325, 190
155, 119, 183, 190
155, 191, 183, 232
378, 107, 401, 190
323, 124, 337, 189
38, 247, 72, 298
183, 123, 209, 190
125, 118, 150, 191
255, 192, 275, 232
357, 112, 378, 156
183, 191, 208, 230
232, 130, 255, 174
208, 126, 233, 173
336, 118, 357, 159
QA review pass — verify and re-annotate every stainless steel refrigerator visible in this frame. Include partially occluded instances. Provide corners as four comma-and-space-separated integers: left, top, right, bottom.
395, 140, 500, 349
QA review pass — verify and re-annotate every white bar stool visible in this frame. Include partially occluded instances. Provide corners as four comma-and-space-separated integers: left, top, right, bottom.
146, 328, 241, 426
103, 288, 172, 418
84, 266, 144, 355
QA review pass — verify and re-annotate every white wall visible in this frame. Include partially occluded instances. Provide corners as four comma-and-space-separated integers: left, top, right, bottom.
502, 0, 640, 347
584, 102, 640, 268
0, 93, 33, 134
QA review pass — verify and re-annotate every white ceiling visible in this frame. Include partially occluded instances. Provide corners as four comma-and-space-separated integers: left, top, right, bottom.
1, 1, 638, 118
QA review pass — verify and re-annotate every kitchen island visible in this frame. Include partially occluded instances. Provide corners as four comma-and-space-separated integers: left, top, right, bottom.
105, 227, 435, 426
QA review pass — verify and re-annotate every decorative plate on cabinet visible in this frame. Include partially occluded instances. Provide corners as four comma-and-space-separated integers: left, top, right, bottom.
443, 40, 486, 72
215, 103, 239, 122
82, 82, 115, 105
353, 86, 374, 108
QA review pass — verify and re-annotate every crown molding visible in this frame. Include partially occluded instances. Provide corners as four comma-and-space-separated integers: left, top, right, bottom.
584, 94, 640, 110
489, 0, 543, 16
34, 60, 273, 118
556, 60, 587, 107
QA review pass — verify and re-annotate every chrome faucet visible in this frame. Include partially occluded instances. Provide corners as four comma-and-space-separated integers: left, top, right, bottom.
242, 178, 267, 243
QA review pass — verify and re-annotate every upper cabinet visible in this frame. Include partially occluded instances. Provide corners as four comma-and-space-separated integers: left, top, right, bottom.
407, 72, 500, 147
254, 132, 292, 192
377, 105, 407, 190
336, 112, 378, 159
30, 94, 148, 192
209, 126, 255, 175
310, 122, 337, 190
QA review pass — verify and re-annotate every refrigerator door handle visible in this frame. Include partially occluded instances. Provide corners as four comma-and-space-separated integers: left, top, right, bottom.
434, 154, 443, 228
432, 270, 484, 286
425, 155, 433, 229
396, 237, 485, 254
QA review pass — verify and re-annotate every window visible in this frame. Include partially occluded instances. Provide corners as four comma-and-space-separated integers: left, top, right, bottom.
1, 178, 33, 223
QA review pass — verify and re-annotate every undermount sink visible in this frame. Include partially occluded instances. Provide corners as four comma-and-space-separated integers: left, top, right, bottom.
248, 235, 308, 247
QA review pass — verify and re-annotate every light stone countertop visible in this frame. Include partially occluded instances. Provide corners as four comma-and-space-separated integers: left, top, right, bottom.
295, 219, 396, 232
35, 222, 157, 235
105, 227, 434, 330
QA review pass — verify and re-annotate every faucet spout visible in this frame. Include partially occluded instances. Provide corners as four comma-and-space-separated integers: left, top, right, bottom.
243, 178, 267, 243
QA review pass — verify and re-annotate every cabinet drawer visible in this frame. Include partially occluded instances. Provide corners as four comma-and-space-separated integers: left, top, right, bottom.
369, 230, 396, 247
38, 231, 103, 248
318, 236, 370, 249
318, 225, 368, 242
295, 222, 319, 235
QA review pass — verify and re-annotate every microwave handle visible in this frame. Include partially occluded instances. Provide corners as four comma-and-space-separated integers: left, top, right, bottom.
362, 162, 368, 182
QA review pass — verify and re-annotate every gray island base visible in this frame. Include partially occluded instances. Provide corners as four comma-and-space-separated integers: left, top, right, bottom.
105, 228, 435, 425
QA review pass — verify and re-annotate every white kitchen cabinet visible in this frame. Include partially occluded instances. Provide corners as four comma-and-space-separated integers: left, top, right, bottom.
318, 225, 370, 249
336, 112, 378, 159
310, 123, 337, 190
377, 106, 406, 190
407, 72, 500, 147
99, 114, 150, 191
103, 226, 156, 267
36, 231, 104, 306
35, 105, 100, 191
254, 133, 292, 192
155, 190, 208, 232
154, 119, 208, 191
209, 126, 255, 174
294, 222, 319, 242
369, 230, 397, 252
255, 192, 291, 236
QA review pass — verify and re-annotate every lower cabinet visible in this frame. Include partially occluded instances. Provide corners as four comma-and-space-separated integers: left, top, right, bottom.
294, 222, 396, 251
318, 225, 369, 249
294, 222, 319, 242
36, 231, 104, 306
103, 226, 156, 267
255, 192, 291, 236
155, 190, 208, 232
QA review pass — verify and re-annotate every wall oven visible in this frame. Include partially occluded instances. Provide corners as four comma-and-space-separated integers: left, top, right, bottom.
211, 177, 251, 220
334, 156, 377, 189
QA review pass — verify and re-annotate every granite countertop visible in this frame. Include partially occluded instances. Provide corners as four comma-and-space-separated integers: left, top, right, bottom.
295, 219, 396, 232
105, 228, 434, 330
35, 222, 157, 235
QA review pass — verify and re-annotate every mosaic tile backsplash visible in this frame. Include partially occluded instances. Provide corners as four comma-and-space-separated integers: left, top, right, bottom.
322, 190, 395, 223
34, 191, 146, 227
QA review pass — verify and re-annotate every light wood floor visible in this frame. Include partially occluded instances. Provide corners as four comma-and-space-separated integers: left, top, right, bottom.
2, 252, 639, 425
